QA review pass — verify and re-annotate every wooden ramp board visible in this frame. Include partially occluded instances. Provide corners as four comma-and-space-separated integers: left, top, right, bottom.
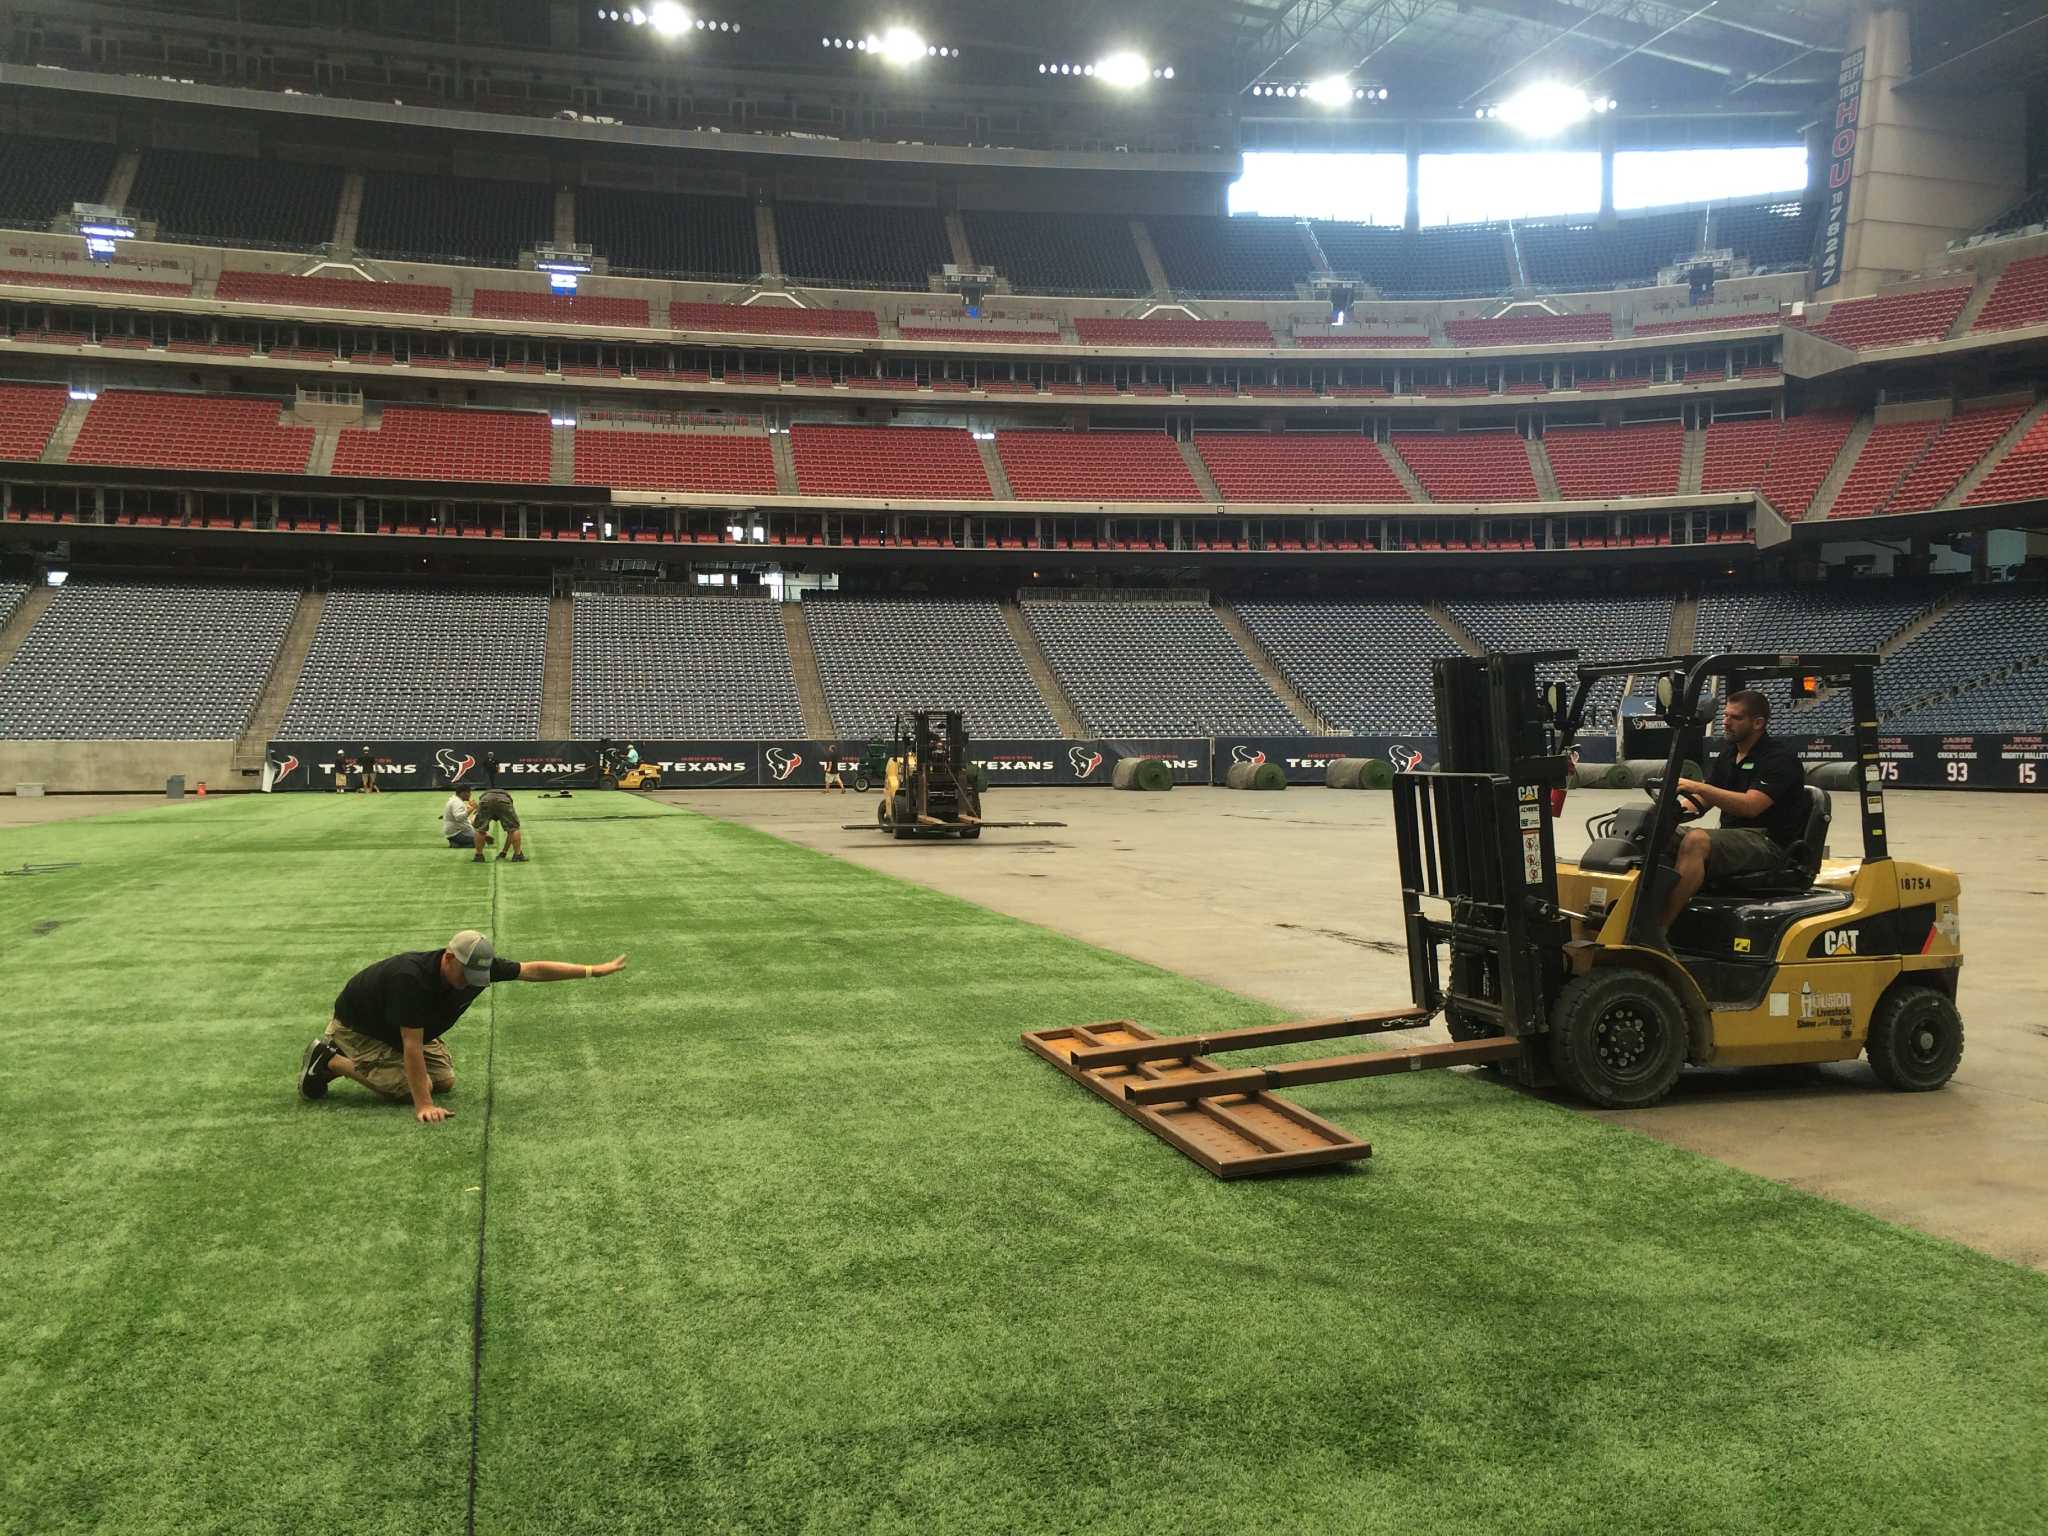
1023, 1020, 1371, 1179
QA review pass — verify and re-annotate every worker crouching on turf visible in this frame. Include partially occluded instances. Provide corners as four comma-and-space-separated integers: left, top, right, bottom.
1661, 687, 1806, 931
441, 785, 493, 850
471, 786, 526, 862
299, 930, 628, 1122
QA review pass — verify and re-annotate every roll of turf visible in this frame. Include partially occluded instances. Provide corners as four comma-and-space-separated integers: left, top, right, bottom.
1325, 758, 1370, 789
1601, 761, 1637, 789
967, 763, 991, 794
1225, 760, 1288, 791
1361, 758, 1396, 790
1112, 756, 1174, 791
1612, 758, 1703, 789
1810, 760, 1860, 790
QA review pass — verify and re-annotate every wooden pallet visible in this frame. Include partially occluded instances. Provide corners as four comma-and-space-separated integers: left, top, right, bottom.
1023, 1019, 1373, 1178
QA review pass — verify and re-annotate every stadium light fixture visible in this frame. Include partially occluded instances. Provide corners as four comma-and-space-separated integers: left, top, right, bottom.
1483, 82, 1617, 136
647, 1, 688, 36
1095, 51, 1150, 89
874, 27, 927, 65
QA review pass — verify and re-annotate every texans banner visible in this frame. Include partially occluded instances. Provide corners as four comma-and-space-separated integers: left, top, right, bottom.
969, 739, 1211, 787
266, 734, 2048, 792
1813, 45, 1866, 291
1213, 737, 1437, 784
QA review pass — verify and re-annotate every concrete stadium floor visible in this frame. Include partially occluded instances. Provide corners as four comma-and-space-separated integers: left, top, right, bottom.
660, 782, 2048, 1272
0, 791, 219, 828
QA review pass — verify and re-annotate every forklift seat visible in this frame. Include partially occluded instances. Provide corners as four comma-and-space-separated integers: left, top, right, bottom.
1702, 785, 1830, 897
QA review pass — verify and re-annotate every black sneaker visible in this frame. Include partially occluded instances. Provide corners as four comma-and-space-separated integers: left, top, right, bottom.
300, 1036, 340, 1100
510, 854, 528, 862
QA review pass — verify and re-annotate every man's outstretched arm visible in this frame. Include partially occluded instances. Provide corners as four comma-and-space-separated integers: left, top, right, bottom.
517, 955, 629, 982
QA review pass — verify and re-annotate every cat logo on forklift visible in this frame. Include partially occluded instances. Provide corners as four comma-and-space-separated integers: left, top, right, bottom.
1821, 929, 1860, 955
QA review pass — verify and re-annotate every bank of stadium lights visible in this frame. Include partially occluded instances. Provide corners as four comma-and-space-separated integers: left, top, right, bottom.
1250, 77, 1388, 104
823, 31, 960, 61
1474, 82, 1617, 134
1037, 54, 1174, 84
599, 5, 738, 36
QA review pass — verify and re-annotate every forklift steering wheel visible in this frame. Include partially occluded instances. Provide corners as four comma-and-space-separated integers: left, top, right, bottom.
1642, 778, 1706, 821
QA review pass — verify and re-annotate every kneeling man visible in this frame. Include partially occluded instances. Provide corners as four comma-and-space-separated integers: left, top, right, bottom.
299, 930, 627, 1122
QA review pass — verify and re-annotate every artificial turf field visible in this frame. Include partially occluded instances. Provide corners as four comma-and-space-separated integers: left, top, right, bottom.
4, 792, 2046, 1536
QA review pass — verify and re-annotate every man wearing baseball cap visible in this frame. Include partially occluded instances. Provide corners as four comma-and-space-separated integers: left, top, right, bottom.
298, 931, 627, 1123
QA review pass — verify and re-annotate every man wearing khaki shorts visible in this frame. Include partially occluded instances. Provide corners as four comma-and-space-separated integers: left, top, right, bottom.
298, 929, 628, 1122
472, 787, 526, 862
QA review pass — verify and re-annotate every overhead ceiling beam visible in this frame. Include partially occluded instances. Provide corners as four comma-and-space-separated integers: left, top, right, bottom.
1236, 0, 1443, 91
1462, 0, 1749, 78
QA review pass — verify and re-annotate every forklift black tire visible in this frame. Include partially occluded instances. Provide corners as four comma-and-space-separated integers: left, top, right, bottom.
598, 774, 618, 791
1548, 968, 1686, 1109
956, 825, 981, 840
889, 794, 913, 829
1864, 985, 1964, 1092
854, 774, 871, 793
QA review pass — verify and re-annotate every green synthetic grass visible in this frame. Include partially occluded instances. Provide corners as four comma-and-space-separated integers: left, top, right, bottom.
4, 794, 2046, 1536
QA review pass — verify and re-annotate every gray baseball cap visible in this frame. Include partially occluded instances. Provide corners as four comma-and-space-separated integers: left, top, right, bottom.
447, 929, 498, 986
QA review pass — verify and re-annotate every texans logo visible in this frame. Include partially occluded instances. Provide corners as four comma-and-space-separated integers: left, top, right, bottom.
1068, 747, 1104, 779
272, 753, 299, 783
1230, 746, 1267, 766
766, 747, 803, 782
435, 747, 477, 782
1389, 744, 1425, 773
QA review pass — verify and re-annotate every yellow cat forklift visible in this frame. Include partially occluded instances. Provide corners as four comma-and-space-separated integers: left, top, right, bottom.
852, 709, 1065, 840
1024, 650, 1964, 1177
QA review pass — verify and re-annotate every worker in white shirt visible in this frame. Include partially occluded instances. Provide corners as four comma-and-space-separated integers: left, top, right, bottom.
440, 785, 493, 850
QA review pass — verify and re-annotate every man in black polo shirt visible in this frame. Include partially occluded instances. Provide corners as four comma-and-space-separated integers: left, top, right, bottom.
298, 929, 627, 1123
1660, 687, 1807, 931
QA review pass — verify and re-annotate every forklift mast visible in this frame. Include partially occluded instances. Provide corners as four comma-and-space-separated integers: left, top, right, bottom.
1395, 653, 1576, 1036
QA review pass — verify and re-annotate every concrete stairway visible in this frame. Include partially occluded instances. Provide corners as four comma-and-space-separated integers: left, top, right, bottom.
976, 438, 1014, 498
999, 599, 1087, 738
1669, 592, 1699, 654
770, 430, 798, 494
1217, 604, 1332, 732
333, 170, 365, 249
781, 604, 835, 738
1807, 415, 1875, 520
755, 204, 782, 279
1382, 440, 1430, 501
945, 210, 974, 268
549, 425, 576, 485
1678, 427, 1705, 494
1950, 275, 1996, 338
540, 594, 574, 738
1425, 601, 1483, 656
232, 590, 325, 773
1130, 220, 1172, 295
0, 585, 56, 672
1882, 587, 1966, 660
1528, 439, 1561, 501
104, 149, 140, 211
1942, 395, 2048, 508
1299, 220, 1332, 276
553, 188, 576, 248
1177, 440, 1223, 502
39, 399, 92, 465
306, 422, 343, 476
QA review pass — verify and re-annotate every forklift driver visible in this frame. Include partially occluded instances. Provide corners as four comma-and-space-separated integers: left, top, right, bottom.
1660, 688, 1806, 931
